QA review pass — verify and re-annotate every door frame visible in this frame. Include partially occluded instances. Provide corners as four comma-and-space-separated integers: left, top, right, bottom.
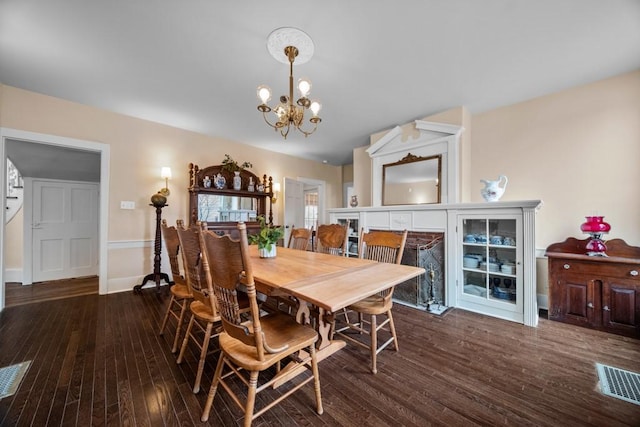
283, 177, 305, 245
283, 176, 327, 231
0, 128, 110, 310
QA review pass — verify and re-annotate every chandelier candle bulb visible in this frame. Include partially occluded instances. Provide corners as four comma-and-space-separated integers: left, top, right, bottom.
297, 78, 311, 97
310, 100, 321, 117
257, 85, 272, 104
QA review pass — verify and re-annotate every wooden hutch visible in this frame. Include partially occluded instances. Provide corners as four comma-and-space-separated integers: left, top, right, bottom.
188, 163, 274, 238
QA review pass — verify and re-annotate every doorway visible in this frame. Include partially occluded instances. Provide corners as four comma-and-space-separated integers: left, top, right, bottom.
0, 128, 110, 310
283, 176, 325, 244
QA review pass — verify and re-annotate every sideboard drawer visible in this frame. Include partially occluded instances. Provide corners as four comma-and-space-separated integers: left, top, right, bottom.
553, 260, 640, 281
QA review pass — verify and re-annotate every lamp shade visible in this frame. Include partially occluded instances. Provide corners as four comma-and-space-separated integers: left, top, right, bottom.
161, 167, 172, 179
580, 216, 611, 234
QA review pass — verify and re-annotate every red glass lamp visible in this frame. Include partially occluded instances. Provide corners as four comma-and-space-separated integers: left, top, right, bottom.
580, 216, 611, 256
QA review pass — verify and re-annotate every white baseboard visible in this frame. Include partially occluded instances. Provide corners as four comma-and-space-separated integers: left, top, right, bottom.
4, 268, 23, 283
106, 275, 171, 294
537, 293, 548, 310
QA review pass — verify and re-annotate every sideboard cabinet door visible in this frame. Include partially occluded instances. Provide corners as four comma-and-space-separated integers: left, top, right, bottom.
602, 279, 640, 336
549, 270, 599, 328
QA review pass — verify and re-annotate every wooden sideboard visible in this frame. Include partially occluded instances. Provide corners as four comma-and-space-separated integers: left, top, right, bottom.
546, 237, 640, 338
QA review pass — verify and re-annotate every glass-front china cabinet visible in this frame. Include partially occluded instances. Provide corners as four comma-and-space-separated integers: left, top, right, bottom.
457, 215, 523, 323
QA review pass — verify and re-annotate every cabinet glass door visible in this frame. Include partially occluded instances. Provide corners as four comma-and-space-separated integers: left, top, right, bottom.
336, 217, 359, 257
462, 218, 518, 305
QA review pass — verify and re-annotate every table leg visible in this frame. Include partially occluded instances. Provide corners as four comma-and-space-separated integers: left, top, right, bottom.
272, 300, 345, 389
316, 307, 334, 350
295, 300, 311, 325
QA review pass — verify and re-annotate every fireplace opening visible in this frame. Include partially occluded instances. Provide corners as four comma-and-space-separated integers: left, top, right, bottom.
391, 231, 445, 313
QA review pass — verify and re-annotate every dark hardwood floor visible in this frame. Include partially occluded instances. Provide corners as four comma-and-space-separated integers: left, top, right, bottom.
5, 276, 98, 307
0, 286, 639, 426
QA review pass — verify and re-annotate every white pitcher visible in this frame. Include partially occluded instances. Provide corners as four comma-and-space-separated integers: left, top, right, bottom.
480, 175, 508, 202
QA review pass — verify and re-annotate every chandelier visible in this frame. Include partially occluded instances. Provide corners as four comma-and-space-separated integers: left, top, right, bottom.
257, 27, 322, 139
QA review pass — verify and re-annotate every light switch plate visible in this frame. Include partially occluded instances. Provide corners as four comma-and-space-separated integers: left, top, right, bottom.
120, 201, 135, 210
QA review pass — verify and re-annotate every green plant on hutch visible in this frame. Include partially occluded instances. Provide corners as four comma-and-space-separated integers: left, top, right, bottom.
221, 154, 252, 173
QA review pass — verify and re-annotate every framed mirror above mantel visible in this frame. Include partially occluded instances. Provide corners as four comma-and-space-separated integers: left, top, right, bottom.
367, 120, 464, 207
188, 163, 274, 238
382, 153, 441, 205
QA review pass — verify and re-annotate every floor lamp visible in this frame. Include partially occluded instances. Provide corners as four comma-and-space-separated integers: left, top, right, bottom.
134, 174, 172, 293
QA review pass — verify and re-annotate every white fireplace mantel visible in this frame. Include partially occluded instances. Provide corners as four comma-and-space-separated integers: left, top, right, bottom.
328, 200, 543, 327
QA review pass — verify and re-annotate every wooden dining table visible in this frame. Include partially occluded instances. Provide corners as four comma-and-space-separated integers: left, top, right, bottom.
248, 245, 425, 384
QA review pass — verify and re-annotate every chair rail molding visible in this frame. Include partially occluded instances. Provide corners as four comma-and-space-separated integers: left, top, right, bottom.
367, 120, 464, 207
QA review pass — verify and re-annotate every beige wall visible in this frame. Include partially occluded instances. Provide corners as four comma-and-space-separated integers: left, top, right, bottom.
1, 85, 342, 290
353, 71, 640, 250
426, 107, 472, 201
472, 70, 640, 249
472, 70, 640, 302
5, 208, 23, 272
353, 145, 371, 206
351, 71, 640, 304
342, 163, 353, 184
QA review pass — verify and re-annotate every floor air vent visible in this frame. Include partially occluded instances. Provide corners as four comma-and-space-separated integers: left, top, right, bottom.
0, 361, 31, 400
596, 363, 640, 406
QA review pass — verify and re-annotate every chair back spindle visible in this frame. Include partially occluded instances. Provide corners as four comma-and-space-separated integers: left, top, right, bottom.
176, 221, 216, 314
359, 229, 408, 299
161, 219, 184, 285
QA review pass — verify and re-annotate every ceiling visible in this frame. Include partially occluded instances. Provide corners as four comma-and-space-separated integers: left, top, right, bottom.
6, 139, 101, 182
1, 1, 639, 166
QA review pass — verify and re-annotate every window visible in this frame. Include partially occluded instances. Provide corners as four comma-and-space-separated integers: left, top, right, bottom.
304, 190, 318, 230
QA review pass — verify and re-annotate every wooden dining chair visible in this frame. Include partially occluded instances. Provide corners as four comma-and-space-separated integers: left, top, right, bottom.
175, 221, 221, 394
287, 225, 312, 251
271, 225, 313, 313
315, 223, 348, 256
335, 229, 408, 374
199, 222, 323, 426
158, 219, 193, 353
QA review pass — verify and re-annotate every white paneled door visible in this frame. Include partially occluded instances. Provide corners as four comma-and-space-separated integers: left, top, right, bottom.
283, 177, 305, 245
32, 180, 99, 282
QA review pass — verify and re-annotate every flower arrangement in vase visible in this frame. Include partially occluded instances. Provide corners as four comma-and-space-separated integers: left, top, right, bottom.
248, 215, 284, 258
